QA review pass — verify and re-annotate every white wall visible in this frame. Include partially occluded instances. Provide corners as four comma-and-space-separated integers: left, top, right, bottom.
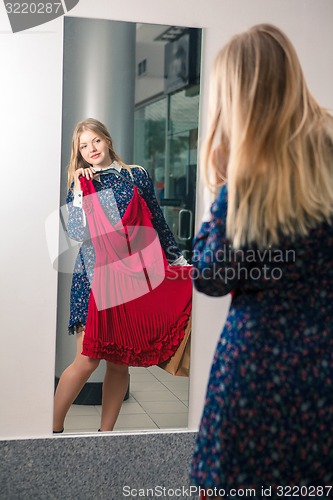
0, 0, 332, 440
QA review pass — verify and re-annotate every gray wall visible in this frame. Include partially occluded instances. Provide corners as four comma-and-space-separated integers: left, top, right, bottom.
0, 433, 197, 500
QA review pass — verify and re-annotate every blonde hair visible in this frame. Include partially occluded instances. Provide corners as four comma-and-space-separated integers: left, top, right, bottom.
67, 118, 132, 189
203, 23, 333, 248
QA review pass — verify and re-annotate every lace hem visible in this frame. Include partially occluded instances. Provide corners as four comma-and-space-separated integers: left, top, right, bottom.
68, 321, 85, 335
81, 311, 190, 366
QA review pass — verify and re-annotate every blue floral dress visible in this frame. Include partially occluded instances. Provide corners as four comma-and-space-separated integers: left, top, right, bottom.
66, 166, 182, 334
190, 184, 333, 493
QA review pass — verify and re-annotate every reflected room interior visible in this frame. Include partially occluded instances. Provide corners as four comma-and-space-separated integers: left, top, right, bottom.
55, 17, 201, 433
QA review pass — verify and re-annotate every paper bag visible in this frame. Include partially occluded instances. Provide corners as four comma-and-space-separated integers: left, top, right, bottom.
158, 315, 191, 377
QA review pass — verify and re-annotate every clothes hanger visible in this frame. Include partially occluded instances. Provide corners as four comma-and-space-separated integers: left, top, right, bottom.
97, 167, 143, 194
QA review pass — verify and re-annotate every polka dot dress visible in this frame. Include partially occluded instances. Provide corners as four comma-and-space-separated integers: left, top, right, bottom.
190, 185, 333, 492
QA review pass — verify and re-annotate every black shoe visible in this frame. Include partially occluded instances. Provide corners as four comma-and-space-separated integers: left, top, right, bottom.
53, 428, 64, 434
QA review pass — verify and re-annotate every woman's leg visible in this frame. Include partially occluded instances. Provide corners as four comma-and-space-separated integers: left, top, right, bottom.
53, 332, 100, 432
100, 362, 129, 431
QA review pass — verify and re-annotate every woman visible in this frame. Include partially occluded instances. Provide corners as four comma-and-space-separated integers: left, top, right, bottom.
53, 118, 190, 433
190, 24, 333, 497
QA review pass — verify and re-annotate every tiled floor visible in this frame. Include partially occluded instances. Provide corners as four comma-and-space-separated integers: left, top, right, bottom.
64, 365, 189, 434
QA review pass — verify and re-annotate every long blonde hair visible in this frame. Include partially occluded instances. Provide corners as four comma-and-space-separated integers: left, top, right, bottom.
67, 118, 131, 189
203, 23, 333, 248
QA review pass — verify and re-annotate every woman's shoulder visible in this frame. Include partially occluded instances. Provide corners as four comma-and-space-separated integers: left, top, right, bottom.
211, 183, 228, 217
128, 165, 149, 176
127, 165, 150, 184
218, 183, 228, 199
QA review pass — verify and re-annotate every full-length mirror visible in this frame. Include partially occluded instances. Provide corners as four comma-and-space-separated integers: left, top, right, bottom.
55, 17, 202, 434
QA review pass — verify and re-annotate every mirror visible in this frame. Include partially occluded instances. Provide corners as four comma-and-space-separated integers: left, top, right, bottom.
54, 16, 202, 434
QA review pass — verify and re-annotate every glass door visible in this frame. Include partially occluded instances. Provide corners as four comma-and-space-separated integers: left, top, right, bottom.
164, 89, 199, 261
134, 89, 200, 262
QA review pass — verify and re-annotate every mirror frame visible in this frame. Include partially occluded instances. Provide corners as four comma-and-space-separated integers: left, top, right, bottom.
54, 15, 202, 435
1, 0, 332, 441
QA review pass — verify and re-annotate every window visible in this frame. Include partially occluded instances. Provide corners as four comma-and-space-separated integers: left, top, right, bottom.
138, 58, 147, 76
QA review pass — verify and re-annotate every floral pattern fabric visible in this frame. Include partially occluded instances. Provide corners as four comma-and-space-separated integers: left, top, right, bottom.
190, 184, 333, 492
66, 167, 181, 334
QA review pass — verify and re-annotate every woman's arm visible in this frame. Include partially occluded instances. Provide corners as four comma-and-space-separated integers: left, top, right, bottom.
194, 184, 289, 296
136, 168, 183, 262
192, 184, 242, 296
66, 186, 90, 242
66, 168, 97, 242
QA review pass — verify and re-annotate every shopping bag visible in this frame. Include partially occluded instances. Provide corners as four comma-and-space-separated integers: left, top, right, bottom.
158, 314, 191, 377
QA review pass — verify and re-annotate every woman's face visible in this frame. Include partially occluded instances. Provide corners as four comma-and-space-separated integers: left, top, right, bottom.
78, 129, 112, 169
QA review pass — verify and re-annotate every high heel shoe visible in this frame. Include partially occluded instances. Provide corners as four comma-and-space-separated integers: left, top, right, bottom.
53, 428, 64, 434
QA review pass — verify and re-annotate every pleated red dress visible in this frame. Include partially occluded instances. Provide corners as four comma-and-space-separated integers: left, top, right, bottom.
79, 176, 192, 366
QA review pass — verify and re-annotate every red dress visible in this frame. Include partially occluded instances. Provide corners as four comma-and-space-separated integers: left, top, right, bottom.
79, 177, 192, 366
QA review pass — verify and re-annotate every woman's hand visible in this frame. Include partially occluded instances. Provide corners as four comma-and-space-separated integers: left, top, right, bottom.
74, 167, 96, 190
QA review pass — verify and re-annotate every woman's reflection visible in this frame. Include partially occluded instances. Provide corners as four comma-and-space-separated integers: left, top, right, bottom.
53, 118, 192, 433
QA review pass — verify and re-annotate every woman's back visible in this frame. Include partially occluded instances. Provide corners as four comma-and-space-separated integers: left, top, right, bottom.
190, 185, 333, 489
190, 23, 333, 492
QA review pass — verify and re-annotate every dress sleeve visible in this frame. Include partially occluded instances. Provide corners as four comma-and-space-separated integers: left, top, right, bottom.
192, 184, 243, 296
193, 184, 291, 296
136, 168, 182, 262
66, 185, 90, 242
